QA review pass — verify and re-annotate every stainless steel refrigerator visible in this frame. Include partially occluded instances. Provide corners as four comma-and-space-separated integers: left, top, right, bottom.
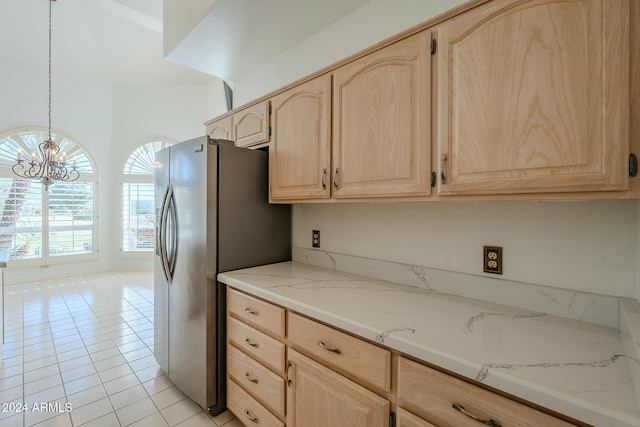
154, 137, 291, 415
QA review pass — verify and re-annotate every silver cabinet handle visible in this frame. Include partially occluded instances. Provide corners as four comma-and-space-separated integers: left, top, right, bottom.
244, 338, 258, 348
452, 403, 501, 427
245, 372, 258, 384
321, 168, 327, 189
317, 340, 341, 354
244, 410, 258, 423
244, 307, 259, 315
333, 168, 339, 190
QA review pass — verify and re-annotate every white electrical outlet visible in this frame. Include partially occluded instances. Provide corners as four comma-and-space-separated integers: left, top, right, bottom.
483, 246, 503, 274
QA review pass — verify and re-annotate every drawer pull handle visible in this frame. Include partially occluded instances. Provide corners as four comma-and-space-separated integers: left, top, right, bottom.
452, 403, 501, 427
244, 338, 259, 348
245, 372, 258, 384
317, 340, 341, 354
244, 410, 258, 423
286, 360, 292, 387
244, 307, 259, 315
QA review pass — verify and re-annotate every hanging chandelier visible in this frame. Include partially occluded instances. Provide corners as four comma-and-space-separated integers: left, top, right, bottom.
12, 0, 79, 190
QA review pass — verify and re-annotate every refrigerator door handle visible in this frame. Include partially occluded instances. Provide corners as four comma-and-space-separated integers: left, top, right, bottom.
160, 186, 174, 283
165, 188, 178, 279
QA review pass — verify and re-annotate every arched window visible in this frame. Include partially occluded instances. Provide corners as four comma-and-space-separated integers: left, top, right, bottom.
0, 128, 98, 265
122, 140, 172, 254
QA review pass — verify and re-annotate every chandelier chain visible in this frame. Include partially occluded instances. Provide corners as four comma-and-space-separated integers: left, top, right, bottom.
48, 0, 52, 141
11, 0, 80, 190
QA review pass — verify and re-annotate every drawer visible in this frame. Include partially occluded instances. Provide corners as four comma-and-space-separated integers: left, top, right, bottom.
287, 312, 391, 392
396, 407, 437, 427
397, 357, 578, 427
228, 316, 285, 374
228, 379, 284, 427
228, 288, 285, 338
228, 344, 285, 417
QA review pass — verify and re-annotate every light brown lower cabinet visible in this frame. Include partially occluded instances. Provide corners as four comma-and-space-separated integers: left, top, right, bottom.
397, 357, 577, 427
228, 379, 284, 427
396, 407, 437, 427
227, 345, 285, 417
226, 288, 583, 427
286, 349, 390, 427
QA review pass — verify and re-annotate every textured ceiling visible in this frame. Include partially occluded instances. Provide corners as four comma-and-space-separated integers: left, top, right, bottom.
165, 0, 371, 80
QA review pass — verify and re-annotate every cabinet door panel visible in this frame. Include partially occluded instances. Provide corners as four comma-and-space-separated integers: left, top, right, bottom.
437, 0, 629, 195
287, 349, 389, 427
270, 75, 332, 201
235, 100, 270, 148
207, 115, 233, 141
333, 31, 432, 198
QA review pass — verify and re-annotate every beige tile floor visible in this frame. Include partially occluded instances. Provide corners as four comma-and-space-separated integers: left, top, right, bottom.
0, 271, 243, 427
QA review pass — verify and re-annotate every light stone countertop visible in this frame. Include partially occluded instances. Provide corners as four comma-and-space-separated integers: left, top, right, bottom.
219, 261, 640, 427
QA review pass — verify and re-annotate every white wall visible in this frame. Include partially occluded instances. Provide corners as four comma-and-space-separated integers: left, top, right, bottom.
0, 59, 225, 282
234, 0, 639, 298
110, 79, 227, 271
233, 0, 466, 105
294, 201, 638, 298
0, 59, 113, 283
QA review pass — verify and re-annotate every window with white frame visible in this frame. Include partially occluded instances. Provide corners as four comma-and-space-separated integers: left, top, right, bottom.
0, 128, 97, 265
122, 140, 172, 254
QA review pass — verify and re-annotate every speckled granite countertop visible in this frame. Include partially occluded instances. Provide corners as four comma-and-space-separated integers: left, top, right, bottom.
219, 261, 640, 427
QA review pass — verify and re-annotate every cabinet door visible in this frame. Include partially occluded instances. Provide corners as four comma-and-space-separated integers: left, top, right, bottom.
207, 115, 233, 141
437, 0, 630, 195
287, 349, 389, 427
234, 100, 271, 148
333, 31, 432, 198
270, 75, 332, 201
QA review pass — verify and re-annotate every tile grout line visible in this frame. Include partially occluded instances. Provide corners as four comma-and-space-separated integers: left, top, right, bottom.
3, 272, 230, 427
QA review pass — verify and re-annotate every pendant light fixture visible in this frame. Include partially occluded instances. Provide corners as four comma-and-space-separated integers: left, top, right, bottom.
12, 0, 79, 190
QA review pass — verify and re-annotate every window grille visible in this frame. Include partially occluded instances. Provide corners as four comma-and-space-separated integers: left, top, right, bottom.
0, 128, 97, 265
122, 140, 171, 253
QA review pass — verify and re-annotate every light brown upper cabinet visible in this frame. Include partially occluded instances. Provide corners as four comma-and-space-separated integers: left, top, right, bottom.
234, 100, 271, 148
332, 31, 432, 199
206, 115, 233, 141
269, 75, 332, 201
436, 0, 630, 195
